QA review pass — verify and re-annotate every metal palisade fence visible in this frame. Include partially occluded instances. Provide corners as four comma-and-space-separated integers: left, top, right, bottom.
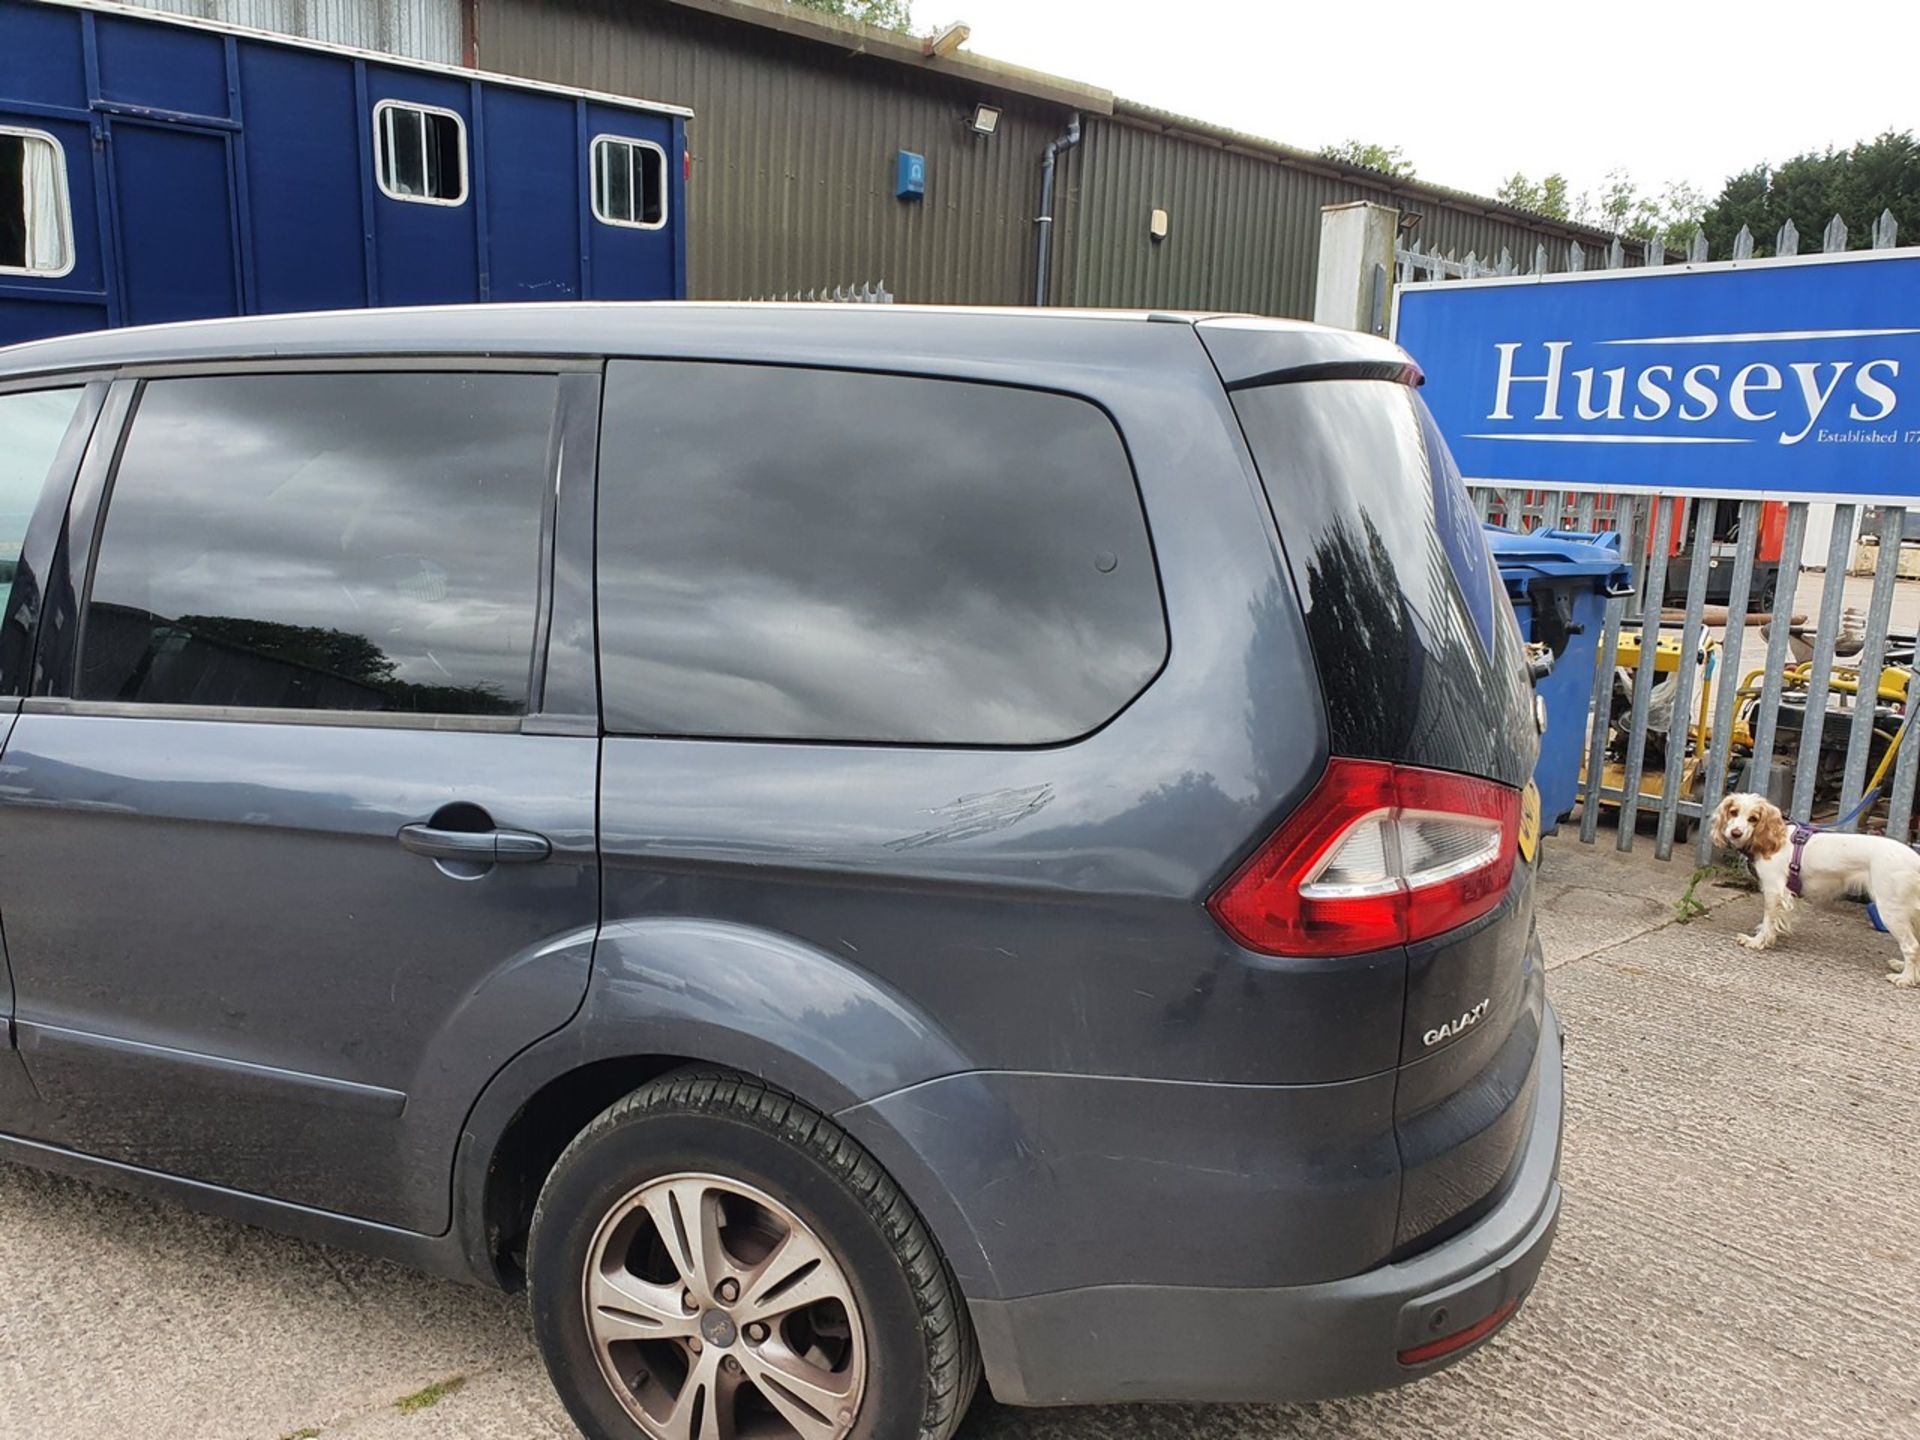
1399, 207, 1902, 284
747, 281, 895, 304
1475, 489, 1914, 865
1445, 209, 1914, 862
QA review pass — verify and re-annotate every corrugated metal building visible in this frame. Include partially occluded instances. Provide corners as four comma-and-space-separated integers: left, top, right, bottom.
476, 0, 1108, 304
1062, 102, 1632, 315
118, 0, 467, 64
473, 0, 1632, 312
128, 0, 1638, 314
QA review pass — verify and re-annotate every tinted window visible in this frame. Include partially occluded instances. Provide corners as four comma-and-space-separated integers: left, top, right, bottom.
598, 362, 1166, 744
0, 385, 85, 696
81, 372, 557, 716
1229, 379, 1534, 787
0, 386, 82, 590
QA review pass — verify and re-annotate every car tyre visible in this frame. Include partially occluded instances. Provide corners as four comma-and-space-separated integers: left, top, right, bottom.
528, 1068, 978, 1440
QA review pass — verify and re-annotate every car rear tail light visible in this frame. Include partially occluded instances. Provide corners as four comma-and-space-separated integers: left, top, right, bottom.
1207, 758, 1520, 957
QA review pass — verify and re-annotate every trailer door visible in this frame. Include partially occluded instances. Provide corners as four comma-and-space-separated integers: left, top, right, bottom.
105, 118, 240, 326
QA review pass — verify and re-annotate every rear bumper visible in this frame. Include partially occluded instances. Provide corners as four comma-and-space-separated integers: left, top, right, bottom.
971, 1002, 1566, 1406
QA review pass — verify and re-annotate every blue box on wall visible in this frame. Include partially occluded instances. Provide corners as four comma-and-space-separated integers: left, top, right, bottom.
896, 150, 927, 201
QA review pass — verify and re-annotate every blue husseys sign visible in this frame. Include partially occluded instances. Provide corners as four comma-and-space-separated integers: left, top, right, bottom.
1394, 251, 1920, 502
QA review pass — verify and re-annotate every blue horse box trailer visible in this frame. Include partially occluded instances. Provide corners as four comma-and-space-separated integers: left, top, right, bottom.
0, 0, 691, 347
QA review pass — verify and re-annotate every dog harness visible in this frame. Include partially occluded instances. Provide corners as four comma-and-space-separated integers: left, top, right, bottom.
1785, 821, 1817, 898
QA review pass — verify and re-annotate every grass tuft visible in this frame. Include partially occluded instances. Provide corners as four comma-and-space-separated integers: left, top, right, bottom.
395, 1377, 467, 1415
1674, 867, 1715, 923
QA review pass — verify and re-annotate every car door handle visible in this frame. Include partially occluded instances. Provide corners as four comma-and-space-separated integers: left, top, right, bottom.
397, 823, 552, 864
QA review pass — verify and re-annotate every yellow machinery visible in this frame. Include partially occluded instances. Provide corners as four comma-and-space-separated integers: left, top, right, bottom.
1729, 660, 1910, 811
1584, 633, 1719, 821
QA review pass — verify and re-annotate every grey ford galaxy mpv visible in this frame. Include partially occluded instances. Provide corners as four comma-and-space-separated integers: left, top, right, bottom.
0, 304, 1562, 1440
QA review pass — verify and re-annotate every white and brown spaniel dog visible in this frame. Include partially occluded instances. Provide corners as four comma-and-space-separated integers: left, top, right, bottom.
1711, 792, 1920, 987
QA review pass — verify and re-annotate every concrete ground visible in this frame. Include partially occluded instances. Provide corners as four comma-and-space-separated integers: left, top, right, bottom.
3, 832, 1917, 1440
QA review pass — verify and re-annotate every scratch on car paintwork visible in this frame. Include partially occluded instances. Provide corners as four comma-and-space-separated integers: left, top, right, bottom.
884, 784, 1055, 851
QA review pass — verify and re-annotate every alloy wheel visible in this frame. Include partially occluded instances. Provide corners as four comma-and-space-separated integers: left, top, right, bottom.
582, 1172, 868, 1440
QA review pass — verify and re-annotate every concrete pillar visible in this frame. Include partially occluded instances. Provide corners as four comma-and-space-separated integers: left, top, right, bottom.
1314, 201, 1399, 334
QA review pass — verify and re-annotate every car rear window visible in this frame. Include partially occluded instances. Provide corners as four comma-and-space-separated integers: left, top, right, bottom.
1229, 378, 1534, 786
596, 361, 1166, 744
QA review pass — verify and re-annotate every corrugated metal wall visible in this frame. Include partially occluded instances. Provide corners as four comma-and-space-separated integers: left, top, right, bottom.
478, 0, 1063, 304
1062, 116, 1617, 317
117, 0, 463, 64
470, 0, 1621, 312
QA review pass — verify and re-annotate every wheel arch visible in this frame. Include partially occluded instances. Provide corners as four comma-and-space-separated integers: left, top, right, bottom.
453, 917, 996, 1295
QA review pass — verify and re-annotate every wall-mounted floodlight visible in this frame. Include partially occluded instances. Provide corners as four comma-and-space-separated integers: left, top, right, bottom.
926, 22, 971, 58
1398, 210, 1423, 235
968, 103, 1001, 136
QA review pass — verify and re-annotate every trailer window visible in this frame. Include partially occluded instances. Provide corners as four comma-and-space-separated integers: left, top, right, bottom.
374, 101, 467, 206
0, 128, 74, 277
592, 136, 667, 229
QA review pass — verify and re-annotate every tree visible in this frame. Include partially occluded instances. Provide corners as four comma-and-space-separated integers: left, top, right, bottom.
1701, 131, 1919, 255
1320, 139, 1416, 180
1495, 171, 1570, 220
1572, 169, 1705, 253
786, 0, 915, 31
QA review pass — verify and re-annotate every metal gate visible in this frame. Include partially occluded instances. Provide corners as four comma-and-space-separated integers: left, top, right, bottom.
1477, 488, 1916, 862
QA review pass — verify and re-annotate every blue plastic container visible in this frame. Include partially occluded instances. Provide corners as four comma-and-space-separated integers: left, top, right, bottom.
1484, 527, 1634, 834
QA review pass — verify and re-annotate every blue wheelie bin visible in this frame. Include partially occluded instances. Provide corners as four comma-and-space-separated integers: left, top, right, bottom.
1484, 526, 1634, 834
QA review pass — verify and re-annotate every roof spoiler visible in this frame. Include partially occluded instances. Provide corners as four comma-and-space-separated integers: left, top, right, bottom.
1196, 317, 1422, 390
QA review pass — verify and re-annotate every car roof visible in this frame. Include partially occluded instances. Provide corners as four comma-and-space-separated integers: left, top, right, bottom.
0, 302, 1413, 386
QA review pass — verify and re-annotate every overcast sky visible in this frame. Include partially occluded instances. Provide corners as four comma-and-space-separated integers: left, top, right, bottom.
940, 1, 1916, 208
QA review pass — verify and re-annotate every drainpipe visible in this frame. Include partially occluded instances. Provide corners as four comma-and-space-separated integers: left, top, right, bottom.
1033, 113, 1082, 307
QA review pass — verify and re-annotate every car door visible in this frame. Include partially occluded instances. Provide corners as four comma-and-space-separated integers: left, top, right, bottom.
0, 362, 603, 1235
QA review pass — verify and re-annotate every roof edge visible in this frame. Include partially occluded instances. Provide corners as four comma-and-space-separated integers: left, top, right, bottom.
654, 0, 1115, 114
1109, 99, 1635, 251
34, 0, 694, 118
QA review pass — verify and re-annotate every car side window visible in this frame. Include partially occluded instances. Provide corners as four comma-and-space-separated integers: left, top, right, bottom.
0, 386, 83, 591
78, 372, 558, 717
596, 361, 1167, 744
0, 385, 86, 695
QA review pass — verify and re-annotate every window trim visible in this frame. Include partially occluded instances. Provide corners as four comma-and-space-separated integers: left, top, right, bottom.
372, 99, 470, 208
590, 133, 670, 232
19, 696, 521, 732
0, 125, 77, 280
64, 368, 566, 729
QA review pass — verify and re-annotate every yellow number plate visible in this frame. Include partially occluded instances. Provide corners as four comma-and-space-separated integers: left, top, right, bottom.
1518, 781, 1541, 864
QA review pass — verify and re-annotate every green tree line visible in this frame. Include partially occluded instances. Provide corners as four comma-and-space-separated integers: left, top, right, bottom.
1495, 130, 1917, 256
